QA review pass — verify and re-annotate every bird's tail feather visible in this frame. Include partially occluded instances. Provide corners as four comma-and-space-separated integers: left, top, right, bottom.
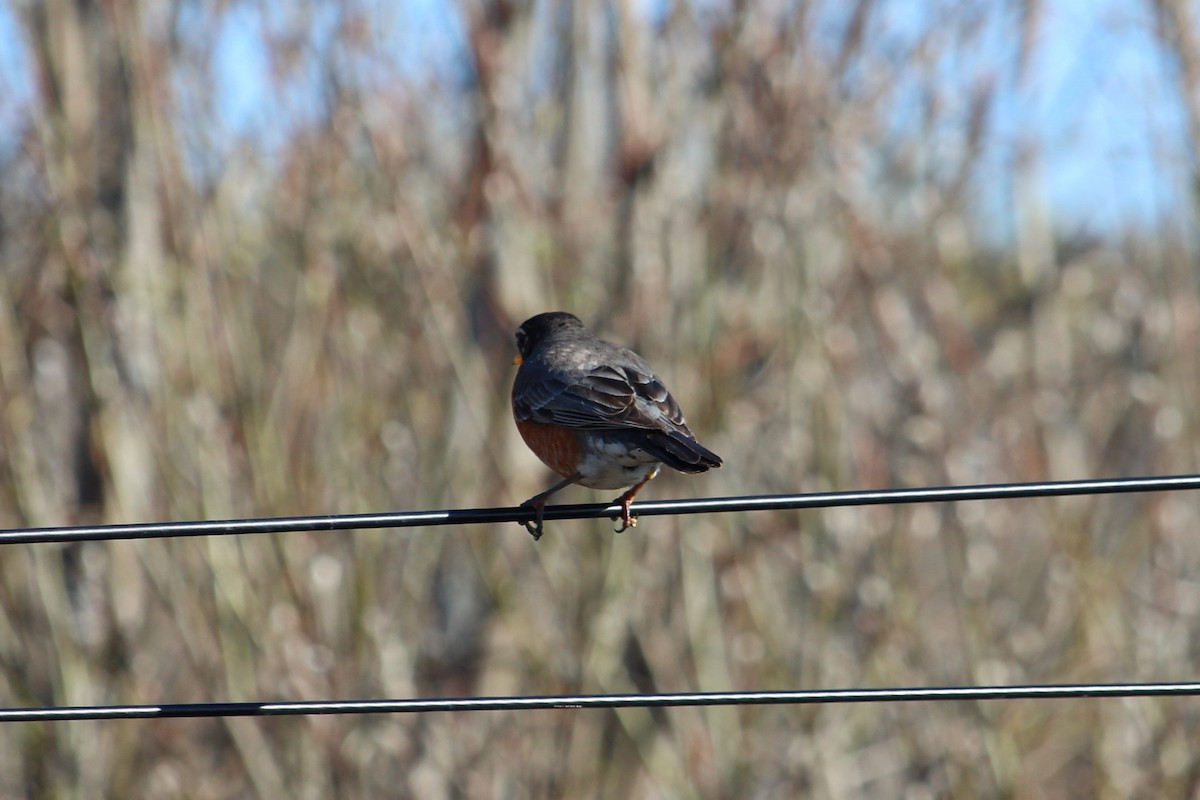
644, 431, 722, 474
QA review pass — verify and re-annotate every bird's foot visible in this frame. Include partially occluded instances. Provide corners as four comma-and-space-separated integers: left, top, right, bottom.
611, 497, 637, 534
520, 499, 546, 541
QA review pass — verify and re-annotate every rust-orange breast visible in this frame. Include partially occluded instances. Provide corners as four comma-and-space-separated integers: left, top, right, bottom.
515, 418, 581, 478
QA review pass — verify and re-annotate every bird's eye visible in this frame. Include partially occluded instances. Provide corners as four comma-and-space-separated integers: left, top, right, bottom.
515, 328, 527, 354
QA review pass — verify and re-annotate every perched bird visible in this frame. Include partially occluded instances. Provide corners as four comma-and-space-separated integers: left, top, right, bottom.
511, 312, 721, 539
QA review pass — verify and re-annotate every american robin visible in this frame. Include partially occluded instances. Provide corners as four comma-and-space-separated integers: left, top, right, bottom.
511, 312, 721, 539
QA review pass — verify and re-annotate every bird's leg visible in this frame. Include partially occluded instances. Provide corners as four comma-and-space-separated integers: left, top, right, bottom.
611, 469, 658, 533
520, 473, 582, 540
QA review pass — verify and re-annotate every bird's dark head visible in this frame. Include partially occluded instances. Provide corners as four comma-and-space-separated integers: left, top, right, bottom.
514, 312, 585, 364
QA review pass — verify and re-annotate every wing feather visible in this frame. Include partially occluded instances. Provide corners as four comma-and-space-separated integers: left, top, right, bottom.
514, 362, 690, 435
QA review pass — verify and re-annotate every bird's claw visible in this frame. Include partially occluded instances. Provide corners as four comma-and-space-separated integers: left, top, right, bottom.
520, 501, 545, 541
611, 502, 637, 534
522, 495, 637, 538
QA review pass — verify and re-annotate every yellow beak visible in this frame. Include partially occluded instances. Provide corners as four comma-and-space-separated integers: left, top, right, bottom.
513, 354, 523, 366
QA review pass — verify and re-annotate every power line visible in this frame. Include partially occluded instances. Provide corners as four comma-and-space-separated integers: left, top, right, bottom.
0, 473, 1197, 546
4, 475, 1198, 725
5, 682, 1200, 722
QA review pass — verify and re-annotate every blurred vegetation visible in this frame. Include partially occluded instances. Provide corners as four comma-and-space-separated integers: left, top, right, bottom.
1, 0, 1200, 796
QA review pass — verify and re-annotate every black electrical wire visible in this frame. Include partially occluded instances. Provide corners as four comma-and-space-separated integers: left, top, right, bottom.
5, 682, 1200, 722
0, 473, 1197, 545
4, 473, 1200, 724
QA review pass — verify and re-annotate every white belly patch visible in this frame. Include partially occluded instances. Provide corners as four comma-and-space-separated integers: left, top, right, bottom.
575, 440, 660, 490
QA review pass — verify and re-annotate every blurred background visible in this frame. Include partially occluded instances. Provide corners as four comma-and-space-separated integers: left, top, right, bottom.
1, 0, 1199, 796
